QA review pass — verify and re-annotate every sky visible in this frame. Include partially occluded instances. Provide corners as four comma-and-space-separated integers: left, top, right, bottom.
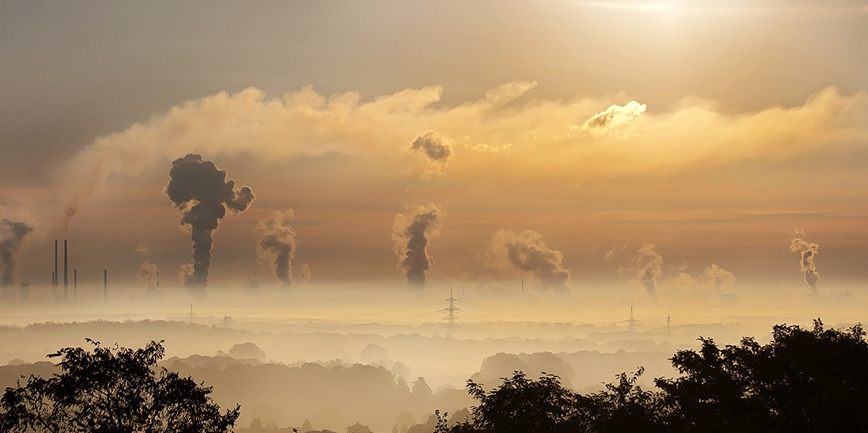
1, 0, 868, 296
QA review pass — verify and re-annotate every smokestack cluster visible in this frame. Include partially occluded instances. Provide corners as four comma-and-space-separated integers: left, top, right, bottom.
165, 154, 255, 290
256, 209, 297, 286
0, 219, 33, 292
491, 230, 570, 290
392, 204, 442, 289
790, 238, 819, 293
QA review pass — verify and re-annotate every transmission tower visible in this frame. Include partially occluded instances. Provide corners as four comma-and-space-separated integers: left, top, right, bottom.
441, 288, 461, 338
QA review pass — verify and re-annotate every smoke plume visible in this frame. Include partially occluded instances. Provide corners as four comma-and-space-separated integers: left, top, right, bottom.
633, 244, 663, 299
0, 219, 33, 289
136, 261, 160, 288
583, 100, 646, 136
409, 131, 452, 177
491, 230, 570, 290
165, 154, 255, 289
392, 204, 442, 289
299, 263, 311, 282
790, 238, 819, 293
256, 209, 297, 286
701, 263, 736, 289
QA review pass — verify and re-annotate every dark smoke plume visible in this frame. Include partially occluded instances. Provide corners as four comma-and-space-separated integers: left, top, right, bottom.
633, 244, 663, 299
0, 219, 33, 289
256, 209, 297, 286
410, 131, 452, 162
392, 204, 442, 289
790, 238, 819, 293
165, 154, 255, 290
491, 230, 570, 290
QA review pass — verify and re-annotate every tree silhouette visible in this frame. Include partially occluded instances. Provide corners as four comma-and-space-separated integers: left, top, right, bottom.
0, 339, 240, 433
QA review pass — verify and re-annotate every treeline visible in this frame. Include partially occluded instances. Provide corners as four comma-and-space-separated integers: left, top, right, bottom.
438, 319, 868, 433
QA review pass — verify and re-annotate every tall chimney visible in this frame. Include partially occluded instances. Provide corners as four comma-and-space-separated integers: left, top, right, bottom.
74, 269, 77, 302
63, 239, 69, 301
53, 240, 58, 296
103, 269, 107, 302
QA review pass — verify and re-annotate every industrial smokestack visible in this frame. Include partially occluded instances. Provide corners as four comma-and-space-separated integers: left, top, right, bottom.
53, 239, 58, 296
63, 239, 68, 301
103, 269, 107, 302
165, 154, 255, 290
74, 269, 77, 302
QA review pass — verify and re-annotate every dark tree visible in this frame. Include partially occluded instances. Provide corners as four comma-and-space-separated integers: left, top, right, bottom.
656, 319, 868, 433
0, 339, 240, 433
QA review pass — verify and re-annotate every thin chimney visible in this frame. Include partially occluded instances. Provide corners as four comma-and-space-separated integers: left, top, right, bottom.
63, 239, 68, 301
53, 240, 58, 296
74, 270, 77, 302
103, 269, 107, 302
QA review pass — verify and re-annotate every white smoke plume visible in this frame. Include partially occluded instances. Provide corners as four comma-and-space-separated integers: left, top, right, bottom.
392, 204, 442, 289
790, 238, 819, 293
256, 209, 297, 287
491, 230, 570, 290
136, 261, 160, 288
632, 244, 663, 299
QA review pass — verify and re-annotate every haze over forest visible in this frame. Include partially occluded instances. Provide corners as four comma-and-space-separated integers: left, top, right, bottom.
1, 1, 867, 431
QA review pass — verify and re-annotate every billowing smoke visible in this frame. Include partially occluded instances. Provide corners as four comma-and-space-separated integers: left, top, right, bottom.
491, 230, 570, 290
410, 131, 452, 162
0, 219, 33, 289
790, 238, 819, 293
256, 209, 297, 286
165, 154, 255, 290
136, 261, 160, 288
583, 100, 646, 136
299, 263, 311, 282
633, 244, 663, 299
701, 263, 736, 289
392, 204, 442, 289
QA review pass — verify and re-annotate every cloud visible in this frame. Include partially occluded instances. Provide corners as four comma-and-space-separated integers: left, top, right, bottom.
583, 100, 647, 136
392, 204, 442, 289
484, 81, 538, 105
491, 230, 570, 290
135, 245, 149, 255
165, 154, 255, 290
409, 131, 452, 177
256, 209, 297, 287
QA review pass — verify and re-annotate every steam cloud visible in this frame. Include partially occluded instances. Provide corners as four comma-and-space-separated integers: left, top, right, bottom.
583, 100, 647, 136
165, 154, 255, 290
136, 261, 160, 288
701, 263, 736, 289
491, 230, 570, 290
392, 204, 442, 289
256, 209, 297, 286
633, 244, 663, 299
790, 238, 819, 293
0, 219, 33, 289
410, 131, 452, 162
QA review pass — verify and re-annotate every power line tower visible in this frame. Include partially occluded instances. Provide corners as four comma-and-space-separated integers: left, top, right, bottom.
441, 288, 460, 338
666, 312, 671, 335
628, 305, 637, 333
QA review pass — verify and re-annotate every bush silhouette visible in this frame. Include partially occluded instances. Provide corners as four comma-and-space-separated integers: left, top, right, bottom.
0, 339, 240, 433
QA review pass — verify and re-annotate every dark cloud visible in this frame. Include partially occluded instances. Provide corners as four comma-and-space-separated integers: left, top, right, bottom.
165, 154, 255, 290
410, 131, 452, 162
392, 204, 442, 289
790, 238, 819, 293
256, 209, 297, 287
0, 219, 33, 289
491, 230, 570, 290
